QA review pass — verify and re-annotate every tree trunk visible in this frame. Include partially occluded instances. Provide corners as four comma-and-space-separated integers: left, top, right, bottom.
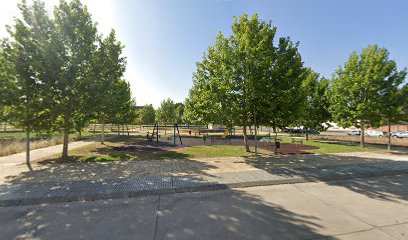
26, 129, 32, 171
387, 119, 391, 151
93, 124, 96, 135
101, 119, 105, 144
306, 129, 309, 141
62, 129, 69, 158
243, 123, 250, 152
117, 124, 120, 136
126, 124, 129, 135
360, 125, 365, 148
254, 110, 257, 155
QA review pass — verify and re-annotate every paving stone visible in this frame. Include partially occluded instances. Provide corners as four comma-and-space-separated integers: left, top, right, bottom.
171, 175, 208, 189
1, 160, 408, 206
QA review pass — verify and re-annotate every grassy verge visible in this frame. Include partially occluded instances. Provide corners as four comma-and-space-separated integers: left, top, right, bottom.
0, 131, 101, 157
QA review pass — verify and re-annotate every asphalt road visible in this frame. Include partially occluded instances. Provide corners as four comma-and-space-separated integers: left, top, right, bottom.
1, 174, 407, 240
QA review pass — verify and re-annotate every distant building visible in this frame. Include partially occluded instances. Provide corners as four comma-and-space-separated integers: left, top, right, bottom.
369, 125, 408, 132
324, 122, 358, 132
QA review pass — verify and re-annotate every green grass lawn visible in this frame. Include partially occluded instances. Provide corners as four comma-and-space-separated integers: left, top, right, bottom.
51, 135, 383, 163
279, 137, 379, 154
175, 145, 254, 158
68, 141, 258, 162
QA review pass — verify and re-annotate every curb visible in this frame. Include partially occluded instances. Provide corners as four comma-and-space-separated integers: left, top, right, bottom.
1, 169, 407, 207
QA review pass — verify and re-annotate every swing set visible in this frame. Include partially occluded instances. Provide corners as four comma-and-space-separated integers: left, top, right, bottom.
147, 122, 183, 145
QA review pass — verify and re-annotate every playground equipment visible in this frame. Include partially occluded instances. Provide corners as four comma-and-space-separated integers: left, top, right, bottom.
146, 122, 182, 145
210, 129, 231, 145
291, 137, 304, 154
173, 123, 183, 145
260, 136, 282, 154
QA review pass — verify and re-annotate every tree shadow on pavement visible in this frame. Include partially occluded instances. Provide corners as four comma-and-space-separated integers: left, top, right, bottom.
0, 188, 336, 240
245, 154, 408, 202
154, 189, 337, 239
2, 155, 222, 184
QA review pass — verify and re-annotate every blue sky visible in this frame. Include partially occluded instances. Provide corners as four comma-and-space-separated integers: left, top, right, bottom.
1, 0, 408, 107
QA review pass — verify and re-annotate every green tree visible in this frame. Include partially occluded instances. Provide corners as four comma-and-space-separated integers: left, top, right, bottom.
90, 30, 126, 143
184, 14, 306, 151
382, 82, 407, 150
174, 102, 185, 124
52, 0, 98, 157
4, 0, 129, 158
138, 104, 156, 125
299, 69, 332, 140
329, 45, 407, 147
106, 79, 134, 134
156, 98, 176, 125
0, 39, 17, 126
5, 0, 56, 168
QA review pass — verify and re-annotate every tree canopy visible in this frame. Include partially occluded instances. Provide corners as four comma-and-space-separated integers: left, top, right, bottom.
1, 0, 133, 159
184, 14, 307, 151
137, 104, 156, 125
329, 45, 407, 147
298, 69, 332, 140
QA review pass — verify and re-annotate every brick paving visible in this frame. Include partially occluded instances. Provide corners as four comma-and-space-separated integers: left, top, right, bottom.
1, 153, 408, 207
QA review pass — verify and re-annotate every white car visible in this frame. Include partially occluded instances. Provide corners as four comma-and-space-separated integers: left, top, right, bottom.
394, 131, 408, 138
347, 130, 361, 136
365, 130, 384, 137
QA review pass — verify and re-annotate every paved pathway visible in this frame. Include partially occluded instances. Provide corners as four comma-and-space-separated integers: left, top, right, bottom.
1, 156, 408, 207
1, 175, 408, 239
0, 134, 114, 166
0, 134, 116, 182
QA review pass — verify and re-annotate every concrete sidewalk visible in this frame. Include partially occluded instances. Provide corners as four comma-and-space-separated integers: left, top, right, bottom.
2, 176, 408, 240
1, 159, 408, 207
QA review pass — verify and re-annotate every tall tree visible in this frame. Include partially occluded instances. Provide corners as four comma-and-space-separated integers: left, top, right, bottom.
4, 0, 129, 158
138, 104, 156, 125
329, 45, 407, 147
6, 0, 56, 168
52, 0, 98, 157
105, 79, 134, 134
174, 102, 185, 124
299, 69, 331, 140
382, 82, 407, 150
0, 39, 17, 127
184, 14, 306, 151
90, 30, 126, 143
156, 98, 176, 125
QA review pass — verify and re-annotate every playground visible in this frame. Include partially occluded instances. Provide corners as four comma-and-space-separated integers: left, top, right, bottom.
114, 123, 320, 156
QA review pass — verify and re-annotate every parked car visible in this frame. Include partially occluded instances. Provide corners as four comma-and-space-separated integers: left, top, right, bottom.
283, 128, 320, 135
347, 130, 361, 136
365, 130, 384, 137
393, 131, 408, 138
